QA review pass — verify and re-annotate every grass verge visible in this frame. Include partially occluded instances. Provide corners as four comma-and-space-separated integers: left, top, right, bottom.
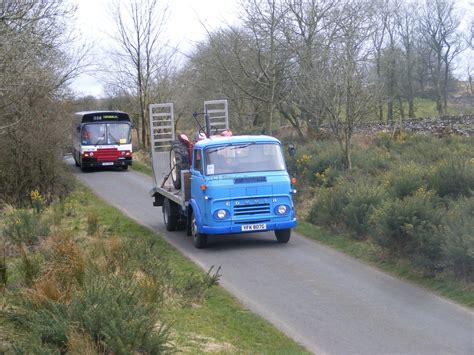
0, 184, 307, 353
87, 185, 308, 353
131, 160, 153, 176
296, 221, 474, 308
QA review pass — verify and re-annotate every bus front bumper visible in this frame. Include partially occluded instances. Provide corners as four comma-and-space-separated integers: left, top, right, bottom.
81, 157, 132, 168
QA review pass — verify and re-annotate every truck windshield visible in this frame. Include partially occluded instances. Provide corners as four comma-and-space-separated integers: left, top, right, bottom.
204, 143, 286, 175
81, 123, 131, 145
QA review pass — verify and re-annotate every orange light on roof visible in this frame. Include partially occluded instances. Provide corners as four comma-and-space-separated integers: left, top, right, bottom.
201, 184, 207, 191
291, 177, 297, 185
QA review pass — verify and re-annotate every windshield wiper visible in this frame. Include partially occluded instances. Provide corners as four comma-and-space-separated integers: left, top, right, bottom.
207, 144, 232, 154
230, 142, 256, 150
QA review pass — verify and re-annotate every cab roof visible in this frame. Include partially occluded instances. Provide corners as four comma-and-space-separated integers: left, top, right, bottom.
194, 135, 281, 148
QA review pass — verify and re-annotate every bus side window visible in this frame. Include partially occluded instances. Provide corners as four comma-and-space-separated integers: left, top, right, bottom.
194, 149, 202, 174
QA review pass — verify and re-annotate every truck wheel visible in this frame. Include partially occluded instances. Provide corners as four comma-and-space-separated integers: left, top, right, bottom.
275, 229, 291, 243
191, 211, 207, 248
163, 198, 178, 231
170, 140, 190, 189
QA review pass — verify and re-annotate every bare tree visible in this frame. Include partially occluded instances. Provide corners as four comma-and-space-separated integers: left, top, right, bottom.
107, 0, 173, 147
0, 0, 83, 206
369, 0, 389, 122
283, 0, 339, 135
395, 0, 418, 118
419, 0, 464, 115
205, 0, 291, 135
317, 0, 377, 169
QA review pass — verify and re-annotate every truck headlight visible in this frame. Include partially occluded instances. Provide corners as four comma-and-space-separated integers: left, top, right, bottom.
275, 204, 289, 216
213, 209, 229, 220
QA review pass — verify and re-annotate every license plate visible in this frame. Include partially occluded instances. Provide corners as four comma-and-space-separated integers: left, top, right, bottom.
241, 223, 266, 232
102, 162, 114, 166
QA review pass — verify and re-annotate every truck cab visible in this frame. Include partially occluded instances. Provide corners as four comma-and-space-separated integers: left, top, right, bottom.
190, 135, 296, 237
149, 101, 297, 248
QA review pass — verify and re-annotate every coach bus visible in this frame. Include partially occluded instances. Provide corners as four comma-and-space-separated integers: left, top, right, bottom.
73, 111, 133, 171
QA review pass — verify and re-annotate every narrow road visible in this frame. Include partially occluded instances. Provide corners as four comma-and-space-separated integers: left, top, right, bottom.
70, 159, 474, 354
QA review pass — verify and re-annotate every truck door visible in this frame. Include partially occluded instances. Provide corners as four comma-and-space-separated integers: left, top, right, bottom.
190, 148, 206, 224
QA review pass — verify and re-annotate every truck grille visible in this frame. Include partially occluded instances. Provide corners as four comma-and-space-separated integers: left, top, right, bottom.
234, 203, 270, 216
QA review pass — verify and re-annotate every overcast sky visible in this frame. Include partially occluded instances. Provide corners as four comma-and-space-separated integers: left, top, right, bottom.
70, 0, 239, 97
70, 0, 473, 98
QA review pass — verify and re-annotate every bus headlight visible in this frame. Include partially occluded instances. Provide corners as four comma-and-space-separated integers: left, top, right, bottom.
213, 209, 229, 220
275, 204, 289, 216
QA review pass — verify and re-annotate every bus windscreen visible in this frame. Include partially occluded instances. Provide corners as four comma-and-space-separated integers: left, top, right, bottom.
81, 123, 131, 145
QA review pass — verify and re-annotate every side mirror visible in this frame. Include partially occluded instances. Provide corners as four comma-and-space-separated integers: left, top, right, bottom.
288, 143, 296, 157
76, 125, 80, 133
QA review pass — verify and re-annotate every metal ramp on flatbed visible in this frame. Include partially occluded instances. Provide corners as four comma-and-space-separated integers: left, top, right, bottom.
204, 100, 229, 133
149, 103, 174, 187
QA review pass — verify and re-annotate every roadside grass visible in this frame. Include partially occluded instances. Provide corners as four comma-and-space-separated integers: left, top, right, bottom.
131, 149, 153, 175
296, 221, 474, 308
90, 188, 308, 352
0, 184, 308, 354
131, 159, 153, 176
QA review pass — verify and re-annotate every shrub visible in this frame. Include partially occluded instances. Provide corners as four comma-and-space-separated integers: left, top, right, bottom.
291, 141, 344, 187
427, 158, 474, 198
2, 208, 50, 245
370, 189, 444, 272
30, 234, 86, 304
71, 275, 173, 354
373, 131, 394, 149
443, 197, 474, 281
384, 163, 426, 199
351, 145, 392, 175
308, 184, 349, 229
3, 275, 174, 354
342, 183, 387, 239
19, 246, 43, 287
2, 298, 70, 352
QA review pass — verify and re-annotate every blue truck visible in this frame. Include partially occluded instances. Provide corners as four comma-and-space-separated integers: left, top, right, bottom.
149, 100, 297, 248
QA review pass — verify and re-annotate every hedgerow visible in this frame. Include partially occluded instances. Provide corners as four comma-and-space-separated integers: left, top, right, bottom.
303, 133, 473, 280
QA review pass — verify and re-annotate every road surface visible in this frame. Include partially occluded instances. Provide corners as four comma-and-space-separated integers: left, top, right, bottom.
70, 159, 474, 354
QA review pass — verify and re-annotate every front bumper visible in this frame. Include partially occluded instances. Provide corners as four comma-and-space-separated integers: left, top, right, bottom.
200, 218, 297, 235
81, 157, 132, 168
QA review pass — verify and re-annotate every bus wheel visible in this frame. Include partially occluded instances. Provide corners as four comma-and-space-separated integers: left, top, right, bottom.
191, 211, 207, 248
275, 229, 291, 243
74, 152, 79, 167
122, 165, 129, 170
163, 198, 178, 231
170, 140, 189, 189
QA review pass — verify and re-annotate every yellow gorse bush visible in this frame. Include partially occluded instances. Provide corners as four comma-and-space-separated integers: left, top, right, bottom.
30, 189, 44, 213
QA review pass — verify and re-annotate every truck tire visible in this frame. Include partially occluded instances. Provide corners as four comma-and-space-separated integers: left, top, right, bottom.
163, 198, 179, 231
275, 229, 291, 243
191, 211, 207, 248
170, 140, 190, 189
